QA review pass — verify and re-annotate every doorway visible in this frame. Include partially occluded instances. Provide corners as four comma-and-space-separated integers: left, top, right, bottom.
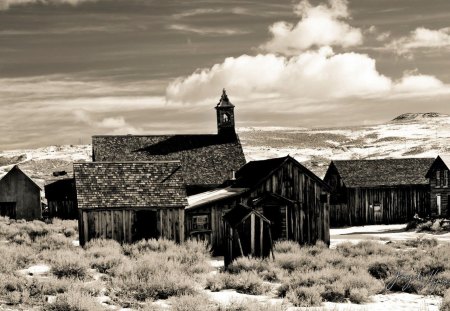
262, 205, 287, 241
0, 202, 16, 219
437, 195, 442, 216
134, 210, 158, 241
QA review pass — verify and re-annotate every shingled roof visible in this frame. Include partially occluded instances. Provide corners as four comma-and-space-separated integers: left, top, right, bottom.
92, 133, 246, 187
231, 156, 328, 189
74, 161, 187, 209
328, 158, 434, 188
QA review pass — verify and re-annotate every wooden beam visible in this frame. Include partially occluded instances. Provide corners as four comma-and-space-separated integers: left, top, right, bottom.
250, 213, 255, 255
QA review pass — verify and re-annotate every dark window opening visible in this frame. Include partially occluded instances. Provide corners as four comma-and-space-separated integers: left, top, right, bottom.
134, 210, 158, 241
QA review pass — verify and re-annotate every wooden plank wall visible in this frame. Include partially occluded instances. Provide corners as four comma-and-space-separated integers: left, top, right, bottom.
330, 186, 430, 226
48, 201, 77, 220
79, 207, 184, 246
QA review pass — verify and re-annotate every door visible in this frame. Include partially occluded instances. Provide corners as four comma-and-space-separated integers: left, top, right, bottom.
263, 205, 285, 241
134, 210, 158, 241
437, 195, 442, 216
0, 202, 16, 219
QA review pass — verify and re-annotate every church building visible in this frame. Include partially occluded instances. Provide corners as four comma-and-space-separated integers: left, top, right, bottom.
90, 90, 246, 195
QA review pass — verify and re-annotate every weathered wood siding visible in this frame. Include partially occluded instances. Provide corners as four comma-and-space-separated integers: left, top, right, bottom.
330, 186, 430, 226
45, 179, 77, 220
0, 168, 41, 220
186, 160, 330, 254
79, 207, 184, 246
428, 161, 450, 217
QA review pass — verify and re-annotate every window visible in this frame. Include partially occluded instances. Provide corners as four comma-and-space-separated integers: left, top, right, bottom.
437, 195, 442, 215
192, 215, 209, 230
373, 202, 382, 213
444, 170, 449, 188
437, 170, 441, 188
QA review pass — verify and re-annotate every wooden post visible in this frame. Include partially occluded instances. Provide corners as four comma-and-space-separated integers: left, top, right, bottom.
260, 218, 263, 257
268, 225, 275, 260
250, 213, 255, 255
235, 230, 244, 257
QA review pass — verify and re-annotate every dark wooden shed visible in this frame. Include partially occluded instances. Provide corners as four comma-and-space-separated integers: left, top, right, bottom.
186, 156, 330, 255
223, 204, 273, 267
44, 178, 77, 219
74, 161, 187, 246
324, 158, 434, 227
425, 155, 450, 217
0, 165, 42, 220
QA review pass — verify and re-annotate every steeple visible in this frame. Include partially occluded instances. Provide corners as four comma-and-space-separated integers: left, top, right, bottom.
215, 89, 235, 136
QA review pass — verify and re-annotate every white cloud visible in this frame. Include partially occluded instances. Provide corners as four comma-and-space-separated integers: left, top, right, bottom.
168, 24, 249, 36
73, 111, 143, 134
0, 0, 98, 10
393, 75, 445, 93
388, 27, 450, 56
261, 0, 362, 55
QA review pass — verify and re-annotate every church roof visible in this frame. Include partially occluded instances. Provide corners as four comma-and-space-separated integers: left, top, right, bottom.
74, 161, 187, 209
92, 133, 246, 187
216, 89, 234, 108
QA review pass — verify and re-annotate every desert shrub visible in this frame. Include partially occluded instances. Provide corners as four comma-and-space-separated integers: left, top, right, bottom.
122, 238, 177, 257
51, 253, 89, 280
0, 273, 30, 305
206, 271, 269, 295
227, 257, 280, 281
8, 232, 32, 245
336, 241, 394, 258
110, 254, 196, 301
348, 287, 370, 304
0, 244, 34, 272
440, 288, 450, 311
286, 286, 323, 307
274, 240, 301, 254
85, 239, 124, 274
402, 237, 438, 248
321, 283, 346, 302
341, 269, 384, 296
221, 300, 286, 311
63, 227, 76, 238
43, 289, 103, 311
385, 270, 420, 294
170, 294, 216, 311
90, 255, 123, 274
34, 234, 73, 251
368, 262, 392, 279
417, 221, 433, 232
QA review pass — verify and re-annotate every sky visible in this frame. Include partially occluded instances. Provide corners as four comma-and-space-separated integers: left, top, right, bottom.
1, 0, 450, 149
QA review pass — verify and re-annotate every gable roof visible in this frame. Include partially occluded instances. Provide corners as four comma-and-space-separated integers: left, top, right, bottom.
327, 158, 434, 188
222, 204, 270, 228
92, 133, 246, 187
231, 155, 328, 189
0, 165, 41, 190
74, 161, 187, 209
425, 155, 450, 178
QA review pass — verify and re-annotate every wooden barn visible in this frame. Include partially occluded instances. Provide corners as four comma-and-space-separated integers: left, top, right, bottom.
74, 161, 187, 246
186, 156, 330, 255
44, 178, 77, 219
0, 165, 42, 220
90, 90, 246, 195
425, 155, 450, 217
324, 158, 434, 227
223, 204, 273, 267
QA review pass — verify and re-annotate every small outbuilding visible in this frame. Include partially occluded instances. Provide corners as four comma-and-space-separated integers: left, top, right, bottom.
45, 178, 77, 219
0, 165, 42, 220
425, 155, 450, 217
223, 204, 273, 267
324, 158, 434, 227
186, 156, 330, 255
74, 161, 187, 246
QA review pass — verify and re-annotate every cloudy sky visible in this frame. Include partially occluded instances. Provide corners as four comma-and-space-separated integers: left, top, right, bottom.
2, 0, 450, 149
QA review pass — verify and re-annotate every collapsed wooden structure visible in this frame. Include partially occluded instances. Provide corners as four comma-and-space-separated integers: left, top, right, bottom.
324, 158, 434, 226
223, 204, 273, 267
186, 156, 330, 255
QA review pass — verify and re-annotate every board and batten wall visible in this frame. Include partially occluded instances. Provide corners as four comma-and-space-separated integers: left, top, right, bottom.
186, 160, 330, 254
329, 186, 430, 227
0, 168, 41, 220
78, 207, 184, 246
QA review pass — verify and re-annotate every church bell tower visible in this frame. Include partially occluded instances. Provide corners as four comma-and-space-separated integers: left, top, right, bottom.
216, 89, 235, 136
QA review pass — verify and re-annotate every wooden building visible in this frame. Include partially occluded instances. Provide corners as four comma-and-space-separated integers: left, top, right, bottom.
90, 90, 246, 195
45, 178, 77, 219
186, 156, 330, 255
324, 158, 434, 227
74, 161, 187, 246
0, 165, 42, 220
425, 155, 450, 217
223, 204, 273, 267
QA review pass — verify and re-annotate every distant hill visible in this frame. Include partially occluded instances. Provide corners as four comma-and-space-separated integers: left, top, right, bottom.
1, 113, 449, 183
